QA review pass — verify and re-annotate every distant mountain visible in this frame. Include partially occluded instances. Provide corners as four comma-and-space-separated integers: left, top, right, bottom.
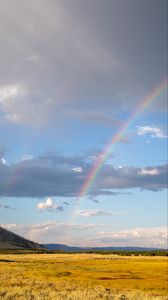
0, 227, 164, 252
0, 226, 45, 249
87, 246, 160, 251
44, 244, 161, 252
43, 244, 83, 252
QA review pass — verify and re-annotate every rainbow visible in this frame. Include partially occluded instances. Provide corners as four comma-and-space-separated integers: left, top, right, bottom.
79, 78, 168, 197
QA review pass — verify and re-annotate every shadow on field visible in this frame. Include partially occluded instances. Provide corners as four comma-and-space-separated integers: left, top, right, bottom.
0, 259, 16, 262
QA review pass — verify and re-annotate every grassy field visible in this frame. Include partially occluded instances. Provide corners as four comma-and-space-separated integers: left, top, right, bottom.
0, 253, 167, 300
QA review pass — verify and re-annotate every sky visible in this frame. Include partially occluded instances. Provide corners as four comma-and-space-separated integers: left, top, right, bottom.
0, 0, 167, 248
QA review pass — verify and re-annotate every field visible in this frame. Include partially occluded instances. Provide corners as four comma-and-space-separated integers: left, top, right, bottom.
0, 253, 167, 300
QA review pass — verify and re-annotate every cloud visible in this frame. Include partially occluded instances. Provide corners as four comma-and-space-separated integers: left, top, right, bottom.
37, 197, 63, 212
0, 85, 20, 100
0, 151, 166, 197
89, 198, 100, 204
0, 203, 16, 210
93, 163, 166, 193
96, 227, 168, 248
0, 145, 8, 165
26, 54, 41, 63
74, 209, 128, 217
72, 167, 83, 173
0, 0, 166, 129
89, 190, 132, 197
63, 202, 69, 206
138, 168, 159, 176
21, 155, 34, 161
67, 110, 123, 127
1, 222, 96, 244
0, 158, 6, 165
2, 223, 167, 248
0, 84, 56, 126
137, 126, 167, 138
0, 145, 8, 159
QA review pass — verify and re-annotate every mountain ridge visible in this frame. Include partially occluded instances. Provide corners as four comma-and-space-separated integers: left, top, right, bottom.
44, 243, 165, 252
0, 227, 165, 252
0, 226, 44, 249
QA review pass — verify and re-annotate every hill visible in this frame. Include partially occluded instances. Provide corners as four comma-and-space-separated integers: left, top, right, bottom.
43, 243, 83, 252
44, 244, 163, 252
0, 226, 44, 249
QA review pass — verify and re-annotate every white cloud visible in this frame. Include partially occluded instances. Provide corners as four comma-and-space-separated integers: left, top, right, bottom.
114, 166, 123, 169
0, 85, 21, 101
1, 223, 167, 248
96, 227, 168, 248
0, 84, 56, 126
74, 209, 128, 217
1, 222, 96, 244
1, 224, 17, 230
137, 126, 167, 138
37, 198, 63, 212
2, 222, 95, 233
72, 167, 83, 172
138, 168, 159, 176
21, 155, 33, 161
0, 158, 6, 165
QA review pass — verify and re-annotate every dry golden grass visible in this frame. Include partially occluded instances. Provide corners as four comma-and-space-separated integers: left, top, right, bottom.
0, 253, 167, 299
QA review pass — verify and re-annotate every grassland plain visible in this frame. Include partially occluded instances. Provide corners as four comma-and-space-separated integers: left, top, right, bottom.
0, 253, 167, 300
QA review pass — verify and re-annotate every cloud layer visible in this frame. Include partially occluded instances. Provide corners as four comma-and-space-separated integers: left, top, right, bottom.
96, 227, 167, 248
1, 223, 167, 248
74, 209, 128, 217
1, 222, 95, 245
0, 1, 166, 251
0, 0, 167, 127
0, 152, 166, 197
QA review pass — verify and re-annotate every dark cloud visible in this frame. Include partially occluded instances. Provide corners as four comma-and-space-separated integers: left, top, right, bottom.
0, 203, 16, 210
89, 198, 100, 204
89, 190, 132, 197
0, 0, 167, 127
0, 152, 166, 197
93, 164, 167, 192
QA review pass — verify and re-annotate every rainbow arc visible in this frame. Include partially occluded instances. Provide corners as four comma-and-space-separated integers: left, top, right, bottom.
79, 79, 168, 198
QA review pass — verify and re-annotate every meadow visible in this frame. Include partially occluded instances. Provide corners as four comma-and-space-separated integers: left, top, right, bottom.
0, 253, 167, 300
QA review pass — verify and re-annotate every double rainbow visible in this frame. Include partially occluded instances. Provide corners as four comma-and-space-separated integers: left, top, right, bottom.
79, 79, 167, 198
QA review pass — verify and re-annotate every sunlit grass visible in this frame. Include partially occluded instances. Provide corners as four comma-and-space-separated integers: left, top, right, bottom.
0, 253, 167, 299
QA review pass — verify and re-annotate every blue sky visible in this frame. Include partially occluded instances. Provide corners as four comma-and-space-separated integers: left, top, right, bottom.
0, 0, 167, 248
